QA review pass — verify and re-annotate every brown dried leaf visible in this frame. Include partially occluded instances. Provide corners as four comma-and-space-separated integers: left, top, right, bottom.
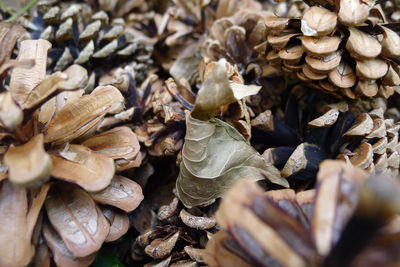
45, 183, 110, 257
82, 126, 140, 160
51, 144, 115, 192
4, 134, 52, 186
90, 175, 143, 212
301, 7, 337, 36
44, 85, 124, 144
9, 39, 51, 106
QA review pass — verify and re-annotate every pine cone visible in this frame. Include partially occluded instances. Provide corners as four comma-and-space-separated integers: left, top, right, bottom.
263, 1, 400, 99
249, 84, 400, 185
0, 34, 144, 266
23, 0, 154, 83
131, 197, 217, 266
205, 160, 400, 267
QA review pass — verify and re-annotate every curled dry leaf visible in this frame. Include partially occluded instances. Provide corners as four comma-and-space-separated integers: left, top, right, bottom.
82, 126, 140, 160
44, 85, 124, 144
43, 223, 97, 267
177, 60, 288, 207
90, 175, 143, 212
179, 209, 216, 230
0, 92, 23, 130
301, 7, 337, 36
45, 183, 110, 258
9, 39, 51, 106
191, 59, 261, 121
4, 134, 52, 186
51, 144, 115, 192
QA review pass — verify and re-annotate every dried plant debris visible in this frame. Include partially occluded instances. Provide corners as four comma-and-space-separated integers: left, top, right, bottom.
262, 0, 400, 99
0, 35, 144, 266
24, 0, 154, 82
176, 59, 288, 207
205, 160, 400, 267
0, 0, 400, 266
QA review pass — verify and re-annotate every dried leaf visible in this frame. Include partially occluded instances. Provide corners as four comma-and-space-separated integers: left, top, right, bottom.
51, 144, 115, 192
176, 114, 288, 207
45, 183, 110, 257
90, 175, 143, 212
82, 126, 140, 160
44, 85, 124, 144
191, 59, 261, 121
9, 39, 51, 106
177, 60, 287, 207
4, 134, 51, 186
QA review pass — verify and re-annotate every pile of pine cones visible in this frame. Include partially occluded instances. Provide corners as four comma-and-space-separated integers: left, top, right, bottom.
0, 0, 399, 266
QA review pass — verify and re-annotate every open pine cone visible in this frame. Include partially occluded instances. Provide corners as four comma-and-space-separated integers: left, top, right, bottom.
22, 0, 153, 83
205, 160, 400, 267
262, 0, 400, 99
0, 26, 143, 266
